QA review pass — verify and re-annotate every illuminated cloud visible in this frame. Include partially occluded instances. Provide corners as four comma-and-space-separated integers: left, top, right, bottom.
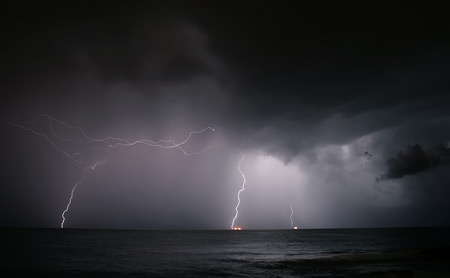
1, 3, 450, 228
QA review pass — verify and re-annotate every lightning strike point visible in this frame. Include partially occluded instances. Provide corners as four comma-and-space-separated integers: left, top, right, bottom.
231, 155, 246, 230
11, 115, 237, 228
60, 160, 106, 228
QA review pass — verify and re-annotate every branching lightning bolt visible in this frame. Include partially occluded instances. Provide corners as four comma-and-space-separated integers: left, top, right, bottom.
43, 114, 215, 156
231, 155, 246, 230
61, 160, 106, 228
9, 115, 220, 228
7, 121, 82, 163
290, 205, 294, 228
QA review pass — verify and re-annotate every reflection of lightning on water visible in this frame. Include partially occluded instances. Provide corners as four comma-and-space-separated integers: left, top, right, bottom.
231, 155, 246, 230
290, 205, 294, 228
10, 115, 217, 228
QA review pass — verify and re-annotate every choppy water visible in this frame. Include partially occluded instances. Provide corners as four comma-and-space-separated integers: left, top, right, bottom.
1, 228, 449, 277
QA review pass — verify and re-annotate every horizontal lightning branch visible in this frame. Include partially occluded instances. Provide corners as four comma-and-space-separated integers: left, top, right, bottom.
9, 115, 219, 228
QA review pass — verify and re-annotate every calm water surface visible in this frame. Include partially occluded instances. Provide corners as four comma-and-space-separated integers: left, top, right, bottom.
1, 228, 449, 277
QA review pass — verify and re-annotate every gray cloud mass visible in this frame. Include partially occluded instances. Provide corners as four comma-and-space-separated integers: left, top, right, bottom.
1, 3, 449, 228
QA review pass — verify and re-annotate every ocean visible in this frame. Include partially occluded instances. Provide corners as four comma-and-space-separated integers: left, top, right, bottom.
1, 227, 449, 277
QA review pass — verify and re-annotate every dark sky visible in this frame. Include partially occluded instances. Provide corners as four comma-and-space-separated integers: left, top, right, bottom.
1, 2, 450, 229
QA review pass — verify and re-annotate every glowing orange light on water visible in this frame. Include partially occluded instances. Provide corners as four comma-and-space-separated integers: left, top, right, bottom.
233, 227, 242, 230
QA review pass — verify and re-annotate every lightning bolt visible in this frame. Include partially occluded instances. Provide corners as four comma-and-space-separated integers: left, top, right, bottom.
7, 121, 82, 163
61, 160, 106, 228
11, 115, 215, 159
44, 114, 215, 156
290, 205, 294, 228
231, 155, 246, 230
10, 115, 218, 228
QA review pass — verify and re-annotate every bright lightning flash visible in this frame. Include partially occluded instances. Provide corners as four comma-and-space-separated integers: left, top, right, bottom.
10, 115, 217, 228
290, 205, 294, 228
61, 160, 105, 228
231, 155, 247, 230
44, 114, 215, 157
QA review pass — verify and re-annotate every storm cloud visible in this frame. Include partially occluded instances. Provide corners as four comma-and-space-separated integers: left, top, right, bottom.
378, 143, 450, 181
1, 2, 450, 228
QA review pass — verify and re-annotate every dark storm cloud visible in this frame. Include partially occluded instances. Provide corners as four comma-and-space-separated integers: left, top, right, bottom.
2, 2, 450, 228
377, 143, 450, 181
3, 3, 449, 149
191, 5, 450, 160
378, 144, 429, 180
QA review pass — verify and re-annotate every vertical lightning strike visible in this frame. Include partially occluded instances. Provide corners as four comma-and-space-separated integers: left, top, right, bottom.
10, 115, 220, 228
290, 205, 294, 228
231, 155, 247, 230
61, 160, 106, 228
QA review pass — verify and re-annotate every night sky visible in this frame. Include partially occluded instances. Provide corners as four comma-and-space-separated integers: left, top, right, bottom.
1, 2, 450, 229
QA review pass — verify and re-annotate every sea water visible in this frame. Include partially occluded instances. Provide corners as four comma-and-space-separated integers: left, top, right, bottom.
1, 227, 449, 277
